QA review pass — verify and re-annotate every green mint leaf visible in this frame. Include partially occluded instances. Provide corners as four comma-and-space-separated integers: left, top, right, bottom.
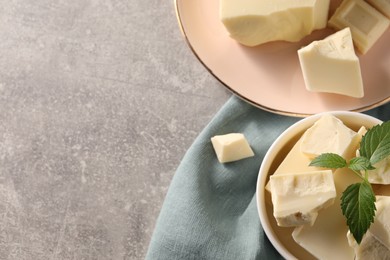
309, 153, 347, 169
360, 121, 390, 165
348, 157, 375, 171
341, 181, 376, 244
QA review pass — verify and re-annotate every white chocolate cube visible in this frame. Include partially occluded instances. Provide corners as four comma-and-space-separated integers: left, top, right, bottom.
358, 148, 390, 184
347, 231, 390, 260
347, 196, 390, 259
368, 196, 390, 250
298, 27, 364, 98
328, 0, 390, 54
211, 133, 254, 163
269, 170, 336, 227
220, 0, 330, 46
300, 114, 360, 159
292, 167, 361, 260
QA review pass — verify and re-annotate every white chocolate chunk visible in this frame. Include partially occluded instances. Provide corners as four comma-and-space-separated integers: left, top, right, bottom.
220, 0, 330, 46
269, 170, 336, 227
367, 0, 390, 19
368, 157, 390, 184
347, 196, 390, 259
211, 133, 254, 163
368, 196, 390, 250
356, 127, 390, 184
300, 114, 360, 159
292, 167, 361, 260
358, 150, 390, 184
347, 230, 390, 260
328, 0, 390, 54
298, 27, 364, 98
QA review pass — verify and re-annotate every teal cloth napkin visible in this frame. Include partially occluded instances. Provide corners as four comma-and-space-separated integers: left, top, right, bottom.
146, 96, 390, 260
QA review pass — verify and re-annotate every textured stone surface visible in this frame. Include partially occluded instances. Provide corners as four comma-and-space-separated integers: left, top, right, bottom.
0, 0, 230, 259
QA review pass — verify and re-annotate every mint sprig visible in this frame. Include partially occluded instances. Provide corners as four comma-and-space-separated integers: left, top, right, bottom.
309, 120, 390, 244
340, 181, 375, 244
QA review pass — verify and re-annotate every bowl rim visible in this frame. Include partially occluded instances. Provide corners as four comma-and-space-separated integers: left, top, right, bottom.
255, 111, 383, 259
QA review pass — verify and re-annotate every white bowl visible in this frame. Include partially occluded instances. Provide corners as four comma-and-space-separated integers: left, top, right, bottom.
256, 111, 383, 260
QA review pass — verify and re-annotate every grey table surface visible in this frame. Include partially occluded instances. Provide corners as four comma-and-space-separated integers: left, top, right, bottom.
0, 0, 231, 259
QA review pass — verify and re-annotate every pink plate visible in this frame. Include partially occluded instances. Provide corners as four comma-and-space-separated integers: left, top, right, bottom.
175, 0, 390, 117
